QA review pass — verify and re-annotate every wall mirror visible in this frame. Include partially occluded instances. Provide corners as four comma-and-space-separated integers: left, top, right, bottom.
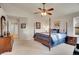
0, 16, 7, 37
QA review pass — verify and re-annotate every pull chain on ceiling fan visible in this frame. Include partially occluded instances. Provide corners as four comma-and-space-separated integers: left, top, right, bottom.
34, 3, 54, 16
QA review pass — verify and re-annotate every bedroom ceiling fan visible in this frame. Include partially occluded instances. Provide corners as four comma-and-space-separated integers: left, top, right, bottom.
34, 3, 54, 16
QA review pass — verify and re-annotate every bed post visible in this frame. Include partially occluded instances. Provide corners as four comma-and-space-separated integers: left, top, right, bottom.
66, 21, 67, 34
34, 22, 35, 34
49, 17, 51, 51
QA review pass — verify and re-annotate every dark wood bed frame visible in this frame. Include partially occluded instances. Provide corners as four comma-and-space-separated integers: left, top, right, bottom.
33, 34, 51, 51
33, 33, 67, 51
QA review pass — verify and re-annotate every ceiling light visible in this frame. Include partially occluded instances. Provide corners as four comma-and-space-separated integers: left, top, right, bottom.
41, 12, 47, 16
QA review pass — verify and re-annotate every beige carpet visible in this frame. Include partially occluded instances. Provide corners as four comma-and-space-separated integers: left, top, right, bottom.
2, 39, 75, 55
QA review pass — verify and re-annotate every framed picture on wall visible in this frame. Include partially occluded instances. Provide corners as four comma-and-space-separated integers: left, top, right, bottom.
54, 21, 60, 27
21, 23, 26, 29
54, 20, 60, 29
36, 22, 41, 29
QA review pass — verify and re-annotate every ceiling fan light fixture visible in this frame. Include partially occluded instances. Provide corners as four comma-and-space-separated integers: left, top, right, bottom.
41, 12, 47, 16
34, 3, 54, 16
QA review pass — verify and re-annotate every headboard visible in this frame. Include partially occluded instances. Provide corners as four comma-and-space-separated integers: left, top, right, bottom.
51, 29, 59, 33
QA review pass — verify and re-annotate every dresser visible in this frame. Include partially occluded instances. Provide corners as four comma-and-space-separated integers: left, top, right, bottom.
0, 36, 13, 54
66, 36, 77, 46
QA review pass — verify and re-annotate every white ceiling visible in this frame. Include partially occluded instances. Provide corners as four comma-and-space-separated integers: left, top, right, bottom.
1, 3, 79, 19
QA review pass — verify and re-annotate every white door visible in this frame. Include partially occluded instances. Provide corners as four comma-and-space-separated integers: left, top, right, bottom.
9, 22, 19, 40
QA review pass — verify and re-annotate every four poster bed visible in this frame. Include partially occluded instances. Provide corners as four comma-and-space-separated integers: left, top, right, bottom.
33, 30, 67, 50
33, 18, 67, 50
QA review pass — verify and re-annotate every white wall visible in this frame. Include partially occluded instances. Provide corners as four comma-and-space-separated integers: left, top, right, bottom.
19, 18, 48, 40
56, 12, 79, 37
7, 16, 49, 40
4, 5, 79, 40
34, 17, 49, 33
7, 12, 79, 40
19, 13, 79, 40
1, 3, 79, 40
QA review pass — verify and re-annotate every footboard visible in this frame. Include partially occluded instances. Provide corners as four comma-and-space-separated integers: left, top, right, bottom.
33, 33, 51, 50
34, 38, 50, 47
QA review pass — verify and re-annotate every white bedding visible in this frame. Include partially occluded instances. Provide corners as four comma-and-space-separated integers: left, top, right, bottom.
51, 33, 66, 46
51, 33, 66, 40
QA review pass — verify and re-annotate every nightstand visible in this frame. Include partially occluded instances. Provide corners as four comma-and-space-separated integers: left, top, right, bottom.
66, 36, 77, 46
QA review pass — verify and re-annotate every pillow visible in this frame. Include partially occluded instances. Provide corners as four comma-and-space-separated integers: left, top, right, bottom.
51, 29, 59, 33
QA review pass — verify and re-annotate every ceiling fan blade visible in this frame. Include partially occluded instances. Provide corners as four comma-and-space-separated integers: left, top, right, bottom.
34, 12, 40, 14
48, 8, 54, 11
38, 8, 42, 11
47, 13, 52, 15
